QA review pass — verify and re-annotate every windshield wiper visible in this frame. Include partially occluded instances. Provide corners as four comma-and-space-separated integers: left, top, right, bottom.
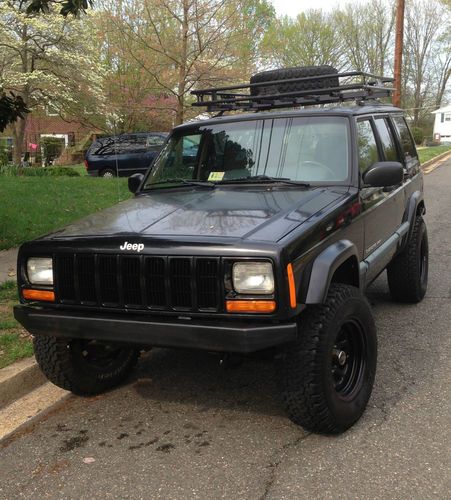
145, 178, 215, 189
217, 175, 310, 187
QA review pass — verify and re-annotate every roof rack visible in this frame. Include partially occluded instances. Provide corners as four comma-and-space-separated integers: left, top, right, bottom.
191, 71, 394, 112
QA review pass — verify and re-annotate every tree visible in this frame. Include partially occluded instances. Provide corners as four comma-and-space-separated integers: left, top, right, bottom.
403, 0, 441, 126
0, 2, 105, 162
262, 10, 346, 70
333, 0, 395, 75
106, 0, 274, 125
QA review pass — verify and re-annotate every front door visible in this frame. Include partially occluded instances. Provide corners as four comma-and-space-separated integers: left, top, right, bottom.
357, 117, 405, 272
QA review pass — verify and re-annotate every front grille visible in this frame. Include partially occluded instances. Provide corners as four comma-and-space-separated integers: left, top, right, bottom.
55, 254, 221, 312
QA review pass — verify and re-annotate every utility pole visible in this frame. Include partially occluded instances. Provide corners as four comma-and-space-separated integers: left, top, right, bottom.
393, 0, 405, 107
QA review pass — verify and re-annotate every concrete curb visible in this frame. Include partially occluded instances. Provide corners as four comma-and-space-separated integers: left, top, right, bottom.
421, 150, 451, 171
0, 357, 46, 409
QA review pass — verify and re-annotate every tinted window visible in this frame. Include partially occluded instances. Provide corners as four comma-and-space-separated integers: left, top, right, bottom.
357, 120, 379, 173
90, 135, 147, 155
392, 116, 417, 162
374, 118, 399, 161
90, 137, 116, 155
119, 135, 147, 154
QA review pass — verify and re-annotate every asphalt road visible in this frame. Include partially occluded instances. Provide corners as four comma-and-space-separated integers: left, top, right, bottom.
1, 162, 450, 499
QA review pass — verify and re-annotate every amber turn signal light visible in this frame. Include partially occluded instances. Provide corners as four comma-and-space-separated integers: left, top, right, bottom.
226, 300, 276, 313
22, 288, 55, 302
287, 263, 297, 309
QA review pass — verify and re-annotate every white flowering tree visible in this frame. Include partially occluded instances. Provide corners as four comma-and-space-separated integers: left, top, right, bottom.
0, 1, 105, 163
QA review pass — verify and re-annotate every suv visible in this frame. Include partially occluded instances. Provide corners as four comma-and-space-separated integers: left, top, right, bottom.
14, 66, 428, 434
85, 132, 167, 177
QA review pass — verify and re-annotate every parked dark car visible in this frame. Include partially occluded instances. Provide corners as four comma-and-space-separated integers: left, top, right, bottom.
15, 66, 428, 435
85, 132, 168, 177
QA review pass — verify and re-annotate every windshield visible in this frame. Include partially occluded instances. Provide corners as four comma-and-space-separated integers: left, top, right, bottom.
143, 116, 350, 189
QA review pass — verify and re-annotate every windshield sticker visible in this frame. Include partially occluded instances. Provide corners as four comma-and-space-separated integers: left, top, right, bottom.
208, 171, 225, 181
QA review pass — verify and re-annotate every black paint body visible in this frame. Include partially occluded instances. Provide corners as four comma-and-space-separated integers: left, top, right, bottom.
15, 105, 425, 352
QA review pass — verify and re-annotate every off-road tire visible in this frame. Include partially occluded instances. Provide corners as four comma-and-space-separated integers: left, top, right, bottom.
33, 336, 139, 395
100, 168, 116, 178
387, 216, 428, 303
250, 65, 338, 98
278, 284, 377, 434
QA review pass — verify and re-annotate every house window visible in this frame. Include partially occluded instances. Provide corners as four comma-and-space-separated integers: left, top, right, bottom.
445, 113, 451, 122
46, 104, 59, 116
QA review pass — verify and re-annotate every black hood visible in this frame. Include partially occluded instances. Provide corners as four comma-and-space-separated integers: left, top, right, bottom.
45, 186, 348, 243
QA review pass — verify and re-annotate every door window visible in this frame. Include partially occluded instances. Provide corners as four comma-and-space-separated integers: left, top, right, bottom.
392, 116, 418, 162
374, 118, 400, 162
357, 120, 379, 174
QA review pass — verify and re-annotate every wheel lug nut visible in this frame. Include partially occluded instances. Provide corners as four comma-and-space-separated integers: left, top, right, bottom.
333, 349, 347, 366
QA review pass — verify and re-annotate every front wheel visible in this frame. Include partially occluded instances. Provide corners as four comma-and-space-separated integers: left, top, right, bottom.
278, 284, 377, 434
33, 336, 139, 395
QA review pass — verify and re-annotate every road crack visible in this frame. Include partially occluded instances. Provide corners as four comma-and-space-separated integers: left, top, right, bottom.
259, 433, 311, 500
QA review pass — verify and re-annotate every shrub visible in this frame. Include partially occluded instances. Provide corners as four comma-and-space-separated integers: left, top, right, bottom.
411, 127, 424, 145
0, 165, 80, 177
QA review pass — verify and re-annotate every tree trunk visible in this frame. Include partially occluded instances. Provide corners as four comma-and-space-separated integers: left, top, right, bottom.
175, 0, 189, 126
12, 116, 27, 165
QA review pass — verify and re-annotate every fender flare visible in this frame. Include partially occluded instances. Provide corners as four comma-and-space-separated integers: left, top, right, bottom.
403, 191, 425, 245
305, 240, 360, 304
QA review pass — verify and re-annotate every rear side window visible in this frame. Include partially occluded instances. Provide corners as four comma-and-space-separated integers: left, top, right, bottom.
357, 120, 379, 174
392, 116, 418, 162
90, 137, 116, 155
146, 135, 165, 147
374, 118, 400, 162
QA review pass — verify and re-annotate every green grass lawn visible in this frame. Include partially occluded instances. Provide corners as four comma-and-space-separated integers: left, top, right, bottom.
0, 176, 131, 250
418, 145, 451, 164
0, 281, 33, 368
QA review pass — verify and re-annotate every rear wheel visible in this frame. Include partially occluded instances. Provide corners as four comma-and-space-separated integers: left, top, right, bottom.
100, 168, 116, 178
278, 284, 377, 434
387, 216, 428, 303
33, 336, 139, 395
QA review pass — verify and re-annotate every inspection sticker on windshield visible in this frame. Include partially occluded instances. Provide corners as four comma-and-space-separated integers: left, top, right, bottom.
208, 171, 224, 181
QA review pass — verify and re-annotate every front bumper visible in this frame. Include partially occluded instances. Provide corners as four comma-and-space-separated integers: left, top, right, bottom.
14, 305, 297, 353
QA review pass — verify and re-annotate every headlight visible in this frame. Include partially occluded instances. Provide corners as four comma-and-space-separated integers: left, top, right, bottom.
232, 262, 274, 294
27, 258, 53, 285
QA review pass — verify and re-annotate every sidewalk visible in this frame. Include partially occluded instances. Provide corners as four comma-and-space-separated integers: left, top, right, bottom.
0, 248, 18, 283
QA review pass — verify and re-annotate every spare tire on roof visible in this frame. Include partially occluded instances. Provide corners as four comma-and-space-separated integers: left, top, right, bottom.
250, 65, 339, 98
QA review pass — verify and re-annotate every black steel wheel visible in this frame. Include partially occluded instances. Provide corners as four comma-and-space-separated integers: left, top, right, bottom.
278, 284, 377, 434
34, 336, 139, 395
332, 321, 366, 399
387, 215, 428, 303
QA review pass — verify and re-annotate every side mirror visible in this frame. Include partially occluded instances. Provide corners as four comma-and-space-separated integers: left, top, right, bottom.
128, 173, 144, 194
363, 161, 403, 188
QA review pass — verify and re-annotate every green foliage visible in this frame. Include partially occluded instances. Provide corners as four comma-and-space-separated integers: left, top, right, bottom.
0, 148, 9, 167
262, 10, 344, 69
0, 281, 33, 369
40, 136, 65, 163
25, 0, 94, 17
411, 127, 424, 145
0, 92, 29, 133
418, 145, 451, 163
0, 165, 81, 177
0, 176, 131, 249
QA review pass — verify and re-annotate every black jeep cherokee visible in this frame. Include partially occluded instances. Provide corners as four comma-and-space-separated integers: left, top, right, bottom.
14, 66, 428, 434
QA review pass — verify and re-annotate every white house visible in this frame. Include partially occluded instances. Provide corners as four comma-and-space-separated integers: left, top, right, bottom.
432, 104, 451, 143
